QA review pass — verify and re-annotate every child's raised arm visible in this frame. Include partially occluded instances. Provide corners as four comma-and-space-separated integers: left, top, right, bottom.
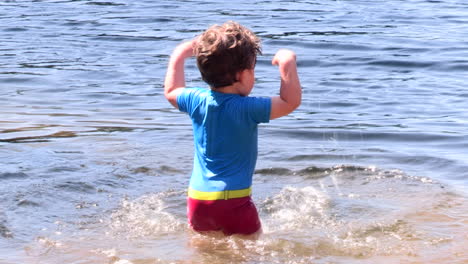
164, 40, 195, 108
270, 49, 302, 120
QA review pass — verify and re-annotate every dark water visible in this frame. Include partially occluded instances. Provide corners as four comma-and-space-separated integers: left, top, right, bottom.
1, 0, 467, 263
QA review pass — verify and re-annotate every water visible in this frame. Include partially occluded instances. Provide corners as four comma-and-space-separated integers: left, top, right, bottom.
1, 0, 467, 263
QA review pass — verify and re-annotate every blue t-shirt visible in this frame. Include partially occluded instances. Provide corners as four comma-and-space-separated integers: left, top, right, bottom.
177, 87, 271, 192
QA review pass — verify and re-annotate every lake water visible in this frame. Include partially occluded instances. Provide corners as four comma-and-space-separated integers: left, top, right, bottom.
1, 0, 467, 263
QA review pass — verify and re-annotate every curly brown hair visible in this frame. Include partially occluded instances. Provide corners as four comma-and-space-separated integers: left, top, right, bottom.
195, 21, 261, 89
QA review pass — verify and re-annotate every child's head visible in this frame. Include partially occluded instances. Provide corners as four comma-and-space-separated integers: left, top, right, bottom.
195, 21, 261, 89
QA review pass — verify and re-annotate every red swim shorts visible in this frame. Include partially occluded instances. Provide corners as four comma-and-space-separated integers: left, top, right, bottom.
187, 196, 261, 236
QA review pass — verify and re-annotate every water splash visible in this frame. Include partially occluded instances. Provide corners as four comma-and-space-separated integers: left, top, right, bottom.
109, 190, 185, 238
261, 186, 332, 233
250, 166, 467, 263
15, 166, 468, 264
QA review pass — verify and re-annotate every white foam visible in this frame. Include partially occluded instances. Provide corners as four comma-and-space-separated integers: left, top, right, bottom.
110, 193, 184, 238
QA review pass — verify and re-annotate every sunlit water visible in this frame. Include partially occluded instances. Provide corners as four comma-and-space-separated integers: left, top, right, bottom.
1, 0, 467, 263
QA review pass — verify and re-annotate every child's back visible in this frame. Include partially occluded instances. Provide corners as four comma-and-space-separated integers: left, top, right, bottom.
164, 21, 301, 237
178, 88, 270, 193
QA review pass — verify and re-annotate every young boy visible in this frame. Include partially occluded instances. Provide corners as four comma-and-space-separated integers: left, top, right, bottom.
164, 21, 301, 237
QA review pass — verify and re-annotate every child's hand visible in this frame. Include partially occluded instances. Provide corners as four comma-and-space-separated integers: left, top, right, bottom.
272, 49, 296, 67
173, 39, 196, 59
269, 49, 301, 120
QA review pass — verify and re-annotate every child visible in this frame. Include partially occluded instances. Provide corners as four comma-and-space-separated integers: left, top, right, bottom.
164, 21, 301, 237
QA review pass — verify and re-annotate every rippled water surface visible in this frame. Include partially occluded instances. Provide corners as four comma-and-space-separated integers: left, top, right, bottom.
1, 0, 467, 263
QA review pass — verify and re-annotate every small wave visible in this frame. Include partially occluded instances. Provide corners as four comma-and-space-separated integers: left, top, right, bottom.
368, 59, 438, 69
448, 63, 468, 71
89, 34, 168, 42
0, 172, 28, 180
266, 128, 459, 142
84, 1, 125, 6
2, 27, 29, 32
55, 181, 96, 194
255, 167, 293, 175
0, 221, 13, 238
128, 165, 184, 176
47, 166, 83, 173
257, 165, 368, 175
261, 30, 368, 40
0, 131, 76, 143
0, 77, 35, 83
256, 165, 370, 180
17, 199, 41, 207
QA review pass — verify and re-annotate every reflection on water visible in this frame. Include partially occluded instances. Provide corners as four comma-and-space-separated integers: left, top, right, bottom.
1, 0, 468, 263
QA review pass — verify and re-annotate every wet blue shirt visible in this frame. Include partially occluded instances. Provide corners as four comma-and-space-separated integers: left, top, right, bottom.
177, 87, 271, 192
